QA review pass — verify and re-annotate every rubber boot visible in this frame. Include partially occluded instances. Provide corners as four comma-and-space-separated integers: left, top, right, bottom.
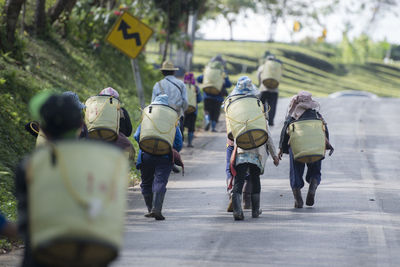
204, 114, 210, 131
150, 192, 166, 220
232, 193, 244, 220
292, 188, 303, 208
172, 165, 180, 173
306, 178, 318, 206
211, 121, 217, 132
187, 132, 194, 148
243, 193, 251, 209
227, 193, 233, 212
143, 193, 153, 218
251, 193, 262, 218
242, 179, 252, 209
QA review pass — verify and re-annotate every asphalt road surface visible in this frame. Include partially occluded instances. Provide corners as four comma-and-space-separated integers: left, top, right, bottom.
111, 97, 400, 267
2, 97, 400, 267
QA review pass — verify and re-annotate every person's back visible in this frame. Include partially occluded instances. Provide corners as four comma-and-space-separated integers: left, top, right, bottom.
16, 93, 129, 267
152, 61, 188, 116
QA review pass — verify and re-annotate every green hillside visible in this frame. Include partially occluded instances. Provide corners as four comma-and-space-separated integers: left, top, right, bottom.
188, 40, 400, 98
0, 36, 159, 249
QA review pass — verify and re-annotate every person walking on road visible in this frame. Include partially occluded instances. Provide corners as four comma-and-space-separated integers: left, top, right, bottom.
99, 87, 133, 138
257, 54, 282, 126
152, 61, 187, 173
278, 91, 334, 208
183, 72, 202, 148
99, 87, 135, 163
134, 95, 183, 221
152, 61, 188, 132
227, 77, 279, 220
197, 57, 232, 132
16, 92, 129, 266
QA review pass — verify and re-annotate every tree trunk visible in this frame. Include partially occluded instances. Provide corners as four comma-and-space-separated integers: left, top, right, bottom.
34, 0, 47, 36
2, 0, 26, 51
47, 0, 77, 25
186, 10, 198, 71
228, 20, 233, 41
268, 16, 278, 42
161, 2, 171, 64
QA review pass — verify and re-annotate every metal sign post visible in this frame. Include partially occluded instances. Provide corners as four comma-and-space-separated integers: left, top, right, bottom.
131, 59, 145, 109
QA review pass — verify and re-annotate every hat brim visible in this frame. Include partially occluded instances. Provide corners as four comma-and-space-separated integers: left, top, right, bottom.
160, 67, 179, 71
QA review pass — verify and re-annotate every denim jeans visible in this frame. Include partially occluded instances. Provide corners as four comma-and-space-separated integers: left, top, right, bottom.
232, 163, 261, 194
289, 148, 321, 189
140, 153, 173, 194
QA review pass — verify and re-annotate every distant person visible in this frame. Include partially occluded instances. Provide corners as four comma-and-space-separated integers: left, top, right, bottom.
197, 56, 232, 132
152, 61, 188, 130
99, 87, 132, 137
152, 61, 188, 173
0, 211, 17, 239
257, 54, 283, 126
134, 95, 183, 221
16, 92, 128, 266
226, 77, 279, 220
24, 91, 87, 146
183, 72, 202, 147
278, 91, 334, 208
98, 87, 135, 163
211, 54, 228, 72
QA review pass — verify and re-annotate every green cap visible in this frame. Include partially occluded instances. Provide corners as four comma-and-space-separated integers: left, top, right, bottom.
29, 90, 55, 121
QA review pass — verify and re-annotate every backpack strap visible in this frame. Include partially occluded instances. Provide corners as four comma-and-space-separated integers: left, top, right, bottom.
165, 77, 184, 96
158, 82, 165, 95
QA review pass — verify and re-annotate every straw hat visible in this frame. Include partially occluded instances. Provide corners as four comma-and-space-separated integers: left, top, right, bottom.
160, 60, 179, 71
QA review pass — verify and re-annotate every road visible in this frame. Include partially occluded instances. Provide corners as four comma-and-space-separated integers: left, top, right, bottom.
2, 97, 400, 266
111, 97, 400, 266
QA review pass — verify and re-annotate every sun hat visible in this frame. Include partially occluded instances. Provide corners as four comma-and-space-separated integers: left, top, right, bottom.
160, 61, 179, 71
230, 76, 258, 96
62, 91, 86, 109
99, 87, 120, 99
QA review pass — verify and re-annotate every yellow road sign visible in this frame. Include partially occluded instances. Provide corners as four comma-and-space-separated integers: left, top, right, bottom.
105, 12, 153, 59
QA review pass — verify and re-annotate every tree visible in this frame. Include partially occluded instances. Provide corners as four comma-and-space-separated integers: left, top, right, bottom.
152, 0, 202, 63
34, 0, 47, 36
47, 0, 78, 25
2, 0, 26, 51
256, 0, 338, 42
213, 0, 255, 40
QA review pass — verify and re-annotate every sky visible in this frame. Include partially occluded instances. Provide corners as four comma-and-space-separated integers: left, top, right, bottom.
197, 2, 400, 44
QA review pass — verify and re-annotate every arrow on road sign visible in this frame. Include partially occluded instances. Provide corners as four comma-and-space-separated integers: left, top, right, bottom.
118, 20, 141, 46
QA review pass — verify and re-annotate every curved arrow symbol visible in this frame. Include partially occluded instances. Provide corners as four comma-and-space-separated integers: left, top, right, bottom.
118, 20, 141, 46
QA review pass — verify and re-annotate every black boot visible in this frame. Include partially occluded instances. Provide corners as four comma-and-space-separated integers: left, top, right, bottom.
150, 192, 166, 220
251, 193, 262, 218
232, 193, 244, 220
292, 188, 303, 208
227, 193, 233, 212
243, 193, 251, 209
306, 178, 318, 206
143, 193, 153, 217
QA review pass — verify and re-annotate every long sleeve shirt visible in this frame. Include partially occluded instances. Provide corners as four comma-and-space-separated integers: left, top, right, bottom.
279, 109, 330, 154
152, 75, 188, 116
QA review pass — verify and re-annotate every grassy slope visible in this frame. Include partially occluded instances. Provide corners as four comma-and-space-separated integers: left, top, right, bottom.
0, 35, 159, 246
189, 40, 400, 98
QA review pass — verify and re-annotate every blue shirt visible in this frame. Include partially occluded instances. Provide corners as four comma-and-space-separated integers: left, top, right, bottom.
197, 75, 232, 103
0, 212, 7, 232
134, 125, 183, 169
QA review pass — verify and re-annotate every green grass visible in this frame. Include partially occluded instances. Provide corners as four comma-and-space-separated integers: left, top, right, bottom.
145, 40, 400, 98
